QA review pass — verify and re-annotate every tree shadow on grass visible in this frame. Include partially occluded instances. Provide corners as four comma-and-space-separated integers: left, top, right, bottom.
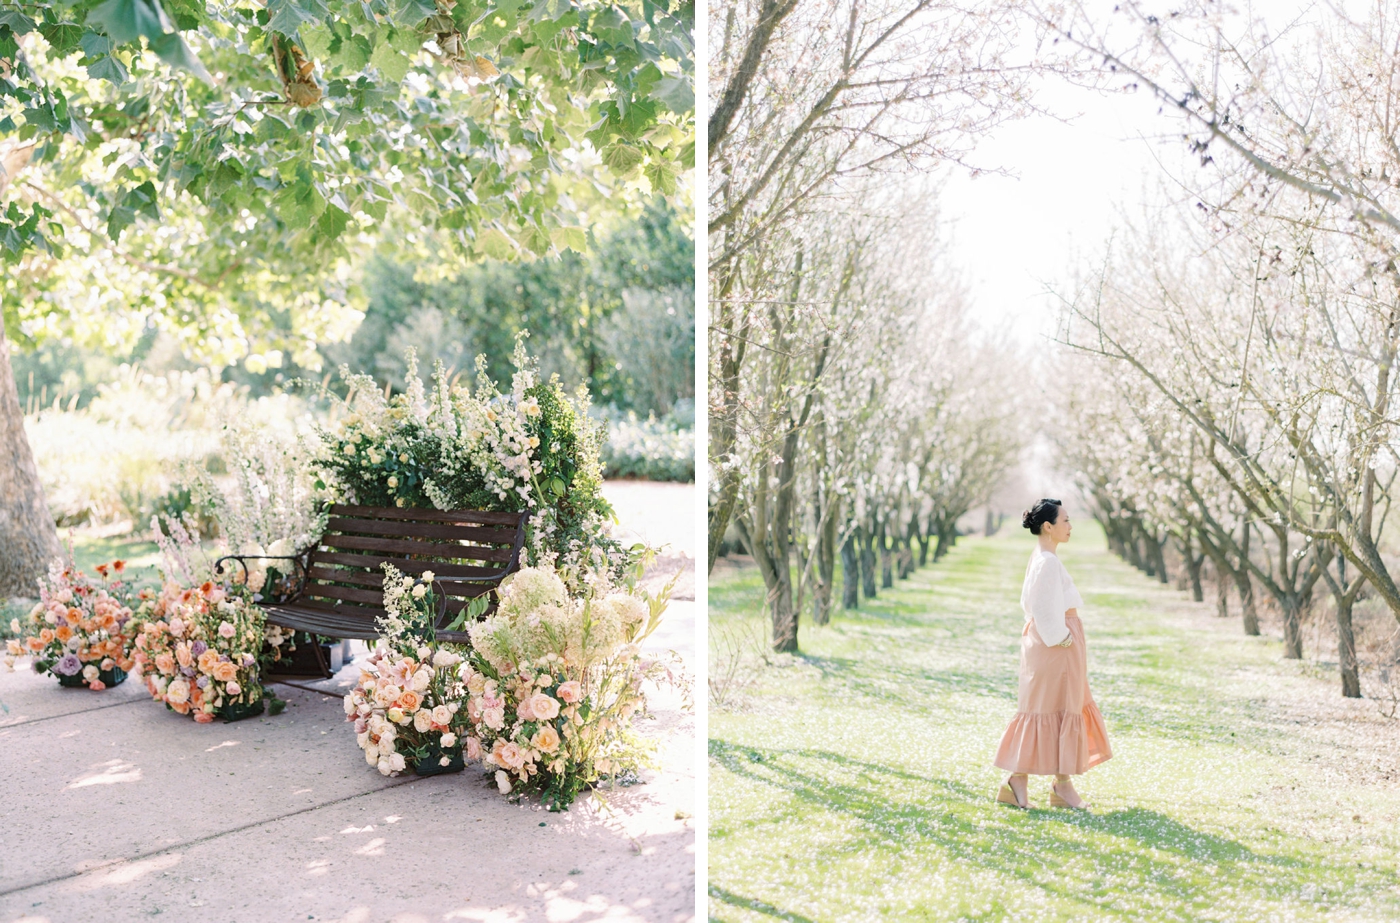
708, 885, 820, 922
709, 739, 1398, 918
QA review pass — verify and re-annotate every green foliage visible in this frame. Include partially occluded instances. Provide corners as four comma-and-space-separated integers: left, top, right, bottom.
332, 198, 694, 414
0, 0, 692, 373
1, 0, 692, 261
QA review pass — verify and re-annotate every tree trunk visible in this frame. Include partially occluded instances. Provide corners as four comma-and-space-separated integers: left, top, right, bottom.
841, 531, 859, 610
933, 519, 955, 560
1236, 524, 1260, 636
812, 494, 836, 626
859, 525, 877, 599
878, 517, 893, 588
1215, 564, 1230, 618
1151, 534, 1169, 584
0, 325, 61, 597
1186, 553, 1204, 602
1336, 593, 1361, 698
1281, 596, 1303, 660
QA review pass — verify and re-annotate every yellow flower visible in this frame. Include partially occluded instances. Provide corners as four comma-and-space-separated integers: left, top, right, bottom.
387, 476, 399, 488
399, 453, 409, 463
396, 498, 407, 508
343, 443, 356, 456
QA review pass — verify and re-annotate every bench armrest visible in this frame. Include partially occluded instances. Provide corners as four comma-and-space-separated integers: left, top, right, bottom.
213, 554, 309, 605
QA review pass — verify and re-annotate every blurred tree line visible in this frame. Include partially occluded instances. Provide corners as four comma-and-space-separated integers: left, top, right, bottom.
13, 200, 694, 421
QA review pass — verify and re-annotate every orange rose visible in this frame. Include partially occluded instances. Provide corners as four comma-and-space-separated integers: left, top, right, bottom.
193, 710, 215, 724
397, 690, 423, 712
154, 653, 175, 674
169, 699, 191, 715
38, 628, 54, 644
212, 661, 239, 682
197, 650, 220, 673
26, 637, 44, 652
67, 607, 82, 622
55, 626, 73, 643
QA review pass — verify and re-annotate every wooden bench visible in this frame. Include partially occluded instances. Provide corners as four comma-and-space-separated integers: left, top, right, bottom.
214, 504, 529, 675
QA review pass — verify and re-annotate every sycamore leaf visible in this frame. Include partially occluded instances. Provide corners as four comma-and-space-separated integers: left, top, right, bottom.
476, 227, 517, 260
650, 75, 692, 115
601, 142, 643, 174
370, 41, 410, 81
88, 0, 166, 45
550, 226, 587, 253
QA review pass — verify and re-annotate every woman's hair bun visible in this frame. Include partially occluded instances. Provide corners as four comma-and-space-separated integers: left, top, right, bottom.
1022, 498, 1063, 535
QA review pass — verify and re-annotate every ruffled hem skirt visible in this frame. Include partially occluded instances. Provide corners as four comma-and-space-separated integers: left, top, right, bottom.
993, 615, 1113, 776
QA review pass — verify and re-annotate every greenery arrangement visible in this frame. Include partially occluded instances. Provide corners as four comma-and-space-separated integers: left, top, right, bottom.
315, 337, 630, 584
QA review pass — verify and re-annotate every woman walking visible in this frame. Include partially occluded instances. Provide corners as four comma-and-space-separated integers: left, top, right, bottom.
994, 498, 1112, 809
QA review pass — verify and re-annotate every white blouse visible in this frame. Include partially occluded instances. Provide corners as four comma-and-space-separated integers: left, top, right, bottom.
1021, 549, 1084, 646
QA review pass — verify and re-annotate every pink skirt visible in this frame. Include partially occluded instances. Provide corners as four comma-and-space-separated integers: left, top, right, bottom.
994, 616, 1112, 776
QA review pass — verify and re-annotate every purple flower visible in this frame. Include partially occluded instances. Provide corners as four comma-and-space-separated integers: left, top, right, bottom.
54, 653, 82, 676
181, 665, 196, 678
55, 613, 69, 627
219, 654, 231, 662
196, 675, 210, 689
242, 654, 256, 667
190, 640, 208, 657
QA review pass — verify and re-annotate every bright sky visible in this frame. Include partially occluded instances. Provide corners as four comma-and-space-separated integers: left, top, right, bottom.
939, 77, 1195, 345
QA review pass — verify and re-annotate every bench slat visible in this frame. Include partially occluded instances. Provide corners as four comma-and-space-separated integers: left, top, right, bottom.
305, 552, 504, 581
325, 516, 517, 545
317, 533, 514, 563
330, 504, 526, 527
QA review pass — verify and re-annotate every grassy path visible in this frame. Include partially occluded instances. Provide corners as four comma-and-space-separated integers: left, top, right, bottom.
708, 526, 1400, 922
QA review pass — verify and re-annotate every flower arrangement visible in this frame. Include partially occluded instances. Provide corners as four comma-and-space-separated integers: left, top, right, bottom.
5, 559, 139, 689
314, 338, 632, 590
464, 565, 680, 810
126, 513, 278, 723
130, 581, 268, 723
343, 565, 474, 775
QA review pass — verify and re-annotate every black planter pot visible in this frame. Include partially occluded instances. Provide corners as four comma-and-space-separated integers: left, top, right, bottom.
264, 639, 333, 678
413, 743, 465, 776
56, 666, 127, 688
217, 695, 266, 723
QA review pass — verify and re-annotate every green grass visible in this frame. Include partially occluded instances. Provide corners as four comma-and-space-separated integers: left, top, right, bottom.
708, 524, 1400, 922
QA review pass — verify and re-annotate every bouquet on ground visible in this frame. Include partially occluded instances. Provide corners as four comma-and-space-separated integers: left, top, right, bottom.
128, 512, 285, 723
344, 565, 474, 775
131, 581, 268, 723
5, 559, 139, 689
465, 564, 679, 810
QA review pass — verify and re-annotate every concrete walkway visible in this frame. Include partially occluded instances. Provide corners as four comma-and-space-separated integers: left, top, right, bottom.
0, 483, 696, 923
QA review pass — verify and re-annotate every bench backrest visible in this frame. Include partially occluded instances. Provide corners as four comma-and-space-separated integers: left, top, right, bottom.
295, 503, 529, 634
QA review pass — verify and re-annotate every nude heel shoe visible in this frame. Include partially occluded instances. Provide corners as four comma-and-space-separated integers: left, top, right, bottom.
1050, 779, 1089, 810
996, 776, 1032, 809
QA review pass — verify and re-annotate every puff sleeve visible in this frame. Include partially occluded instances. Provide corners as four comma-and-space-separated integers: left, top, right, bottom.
1021, 553, 1071, 646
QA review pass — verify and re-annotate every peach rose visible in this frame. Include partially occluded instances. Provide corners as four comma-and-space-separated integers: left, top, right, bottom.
397, 690, 422, 712
55, 626, 74, 643
193, 710, 215, 723
38, 628, 54, 645
528, 693, 560, 721
175, 644, 192, 668
89, 680, 106, 691
516, 697, 536, 721
169, 699, 191, 715
154, 652, 176, 675
556, 681, 582, 704
432, 704, 451, 726
212, 661, 239, 683
197, 650, 221, 673
166, 678, 191, 705
492, 739, 526, 770
465, 736, 482, 760
531, 725, 561, 753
